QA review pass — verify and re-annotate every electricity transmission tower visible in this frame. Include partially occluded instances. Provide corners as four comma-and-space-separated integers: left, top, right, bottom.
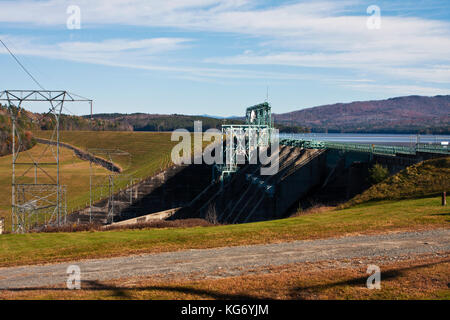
0, 90, 92, 233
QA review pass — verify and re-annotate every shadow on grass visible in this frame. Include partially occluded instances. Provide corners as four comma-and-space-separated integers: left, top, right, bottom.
341, 193, 448, 210
429, 212, 450, 222
4, 260, 449, 300
3, 280, 259, 300
290, 260, 449, 298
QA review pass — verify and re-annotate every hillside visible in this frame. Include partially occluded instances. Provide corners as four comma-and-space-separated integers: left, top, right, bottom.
342, 157, 450, 208
0, 131, 177, 230
274, 95, 450, 134
0, 103, 133, 155
88, 113, 309, 133
34, 131, 176, 179
1, 103, 133, 132
0, 105, 36, 156
0, 107, 239, 158
86, 113, 242, 131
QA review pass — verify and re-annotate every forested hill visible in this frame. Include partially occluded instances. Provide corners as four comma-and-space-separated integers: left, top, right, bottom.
85, 113, 240, 131
87, 113, 309, 133
0, 104, 132, 156
0, 105, 36, 156
273, 95, 450, 134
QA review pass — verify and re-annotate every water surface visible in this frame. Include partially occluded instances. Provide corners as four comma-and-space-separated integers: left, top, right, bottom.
279, 133, 450, 146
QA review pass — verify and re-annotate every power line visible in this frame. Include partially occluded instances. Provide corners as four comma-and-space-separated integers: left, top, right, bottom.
62, 105, 77, 116
0, 38, 92, 117
0, 38, 46, 90
68, 91, 91, 101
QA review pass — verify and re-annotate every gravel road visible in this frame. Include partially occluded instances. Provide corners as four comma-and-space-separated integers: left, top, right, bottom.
1, 229, 449, 290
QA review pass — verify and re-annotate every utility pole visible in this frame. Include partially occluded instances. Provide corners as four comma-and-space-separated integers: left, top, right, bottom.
56, 111, 60, 226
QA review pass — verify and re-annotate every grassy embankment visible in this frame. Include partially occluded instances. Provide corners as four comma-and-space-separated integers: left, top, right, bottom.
0, 131, 177, 230
34, 130, 176, 181
343, 157, 450, 207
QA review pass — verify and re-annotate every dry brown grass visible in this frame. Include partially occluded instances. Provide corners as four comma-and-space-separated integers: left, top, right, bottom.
35, 218, 212, 233
105, 218, 213, 231
1, 254, 448, 300
34, 223, 104, 233
291, 204, 334, 217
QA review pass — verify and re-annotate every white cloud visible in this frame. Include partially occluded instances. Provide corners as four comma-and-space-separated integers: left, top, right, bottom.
57, 38, 191, 54
342, 83, 450, 96
200, 9, 450, 84
0, 34, 332, 82
0, 0, 449, 91
0, 35, 191, 66
0, 0, 245, 26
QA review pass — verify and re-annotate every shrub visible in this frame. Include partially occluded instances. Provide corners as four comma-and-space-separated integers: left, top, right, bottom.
368, 163, 389, 184
34, 218, 214, 233
342, 157, 450, 208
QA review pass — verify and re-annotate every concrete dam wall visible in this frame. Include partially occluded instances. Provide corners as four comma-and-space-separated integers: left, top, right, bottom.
68, 163, 212, 224
173, 145, 328, 223
172, 146, 422, 223
68, 145, 422, 225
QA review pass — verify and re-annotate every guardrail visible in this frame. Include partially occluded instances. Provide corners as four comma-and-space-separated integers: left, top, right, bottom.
280, 138, 450, 156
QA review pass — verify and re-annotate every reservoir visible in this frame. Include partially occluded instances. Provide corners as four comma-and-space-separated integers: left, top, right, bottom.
279, 133, 450, 146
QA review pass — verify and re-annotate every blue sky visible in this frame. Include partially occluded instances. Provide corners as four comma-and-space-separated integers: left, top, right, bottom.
0, 0, 449, 116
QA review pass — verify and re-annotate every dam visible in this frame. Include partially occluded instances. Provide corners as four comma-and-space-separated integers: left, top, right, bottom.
70, 102, 449, 225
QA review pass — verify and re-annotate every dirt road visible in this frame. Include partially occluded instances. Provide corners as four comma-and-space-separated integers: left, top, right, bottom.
1, 229, 449, 290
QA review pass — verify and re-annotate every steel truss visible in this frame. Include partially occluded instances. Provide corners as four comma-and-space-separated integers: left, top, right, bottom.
220, 124, 272, 174
14, 184, 67, 232
88, 148, 132, 224
0, 90, 92, 233
216, 102, 274, 181
246, 102, 272, 126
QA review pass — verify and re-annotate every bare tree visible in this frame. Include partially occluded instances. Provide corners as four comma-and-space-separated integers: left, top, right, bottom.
205, 203, 219, 225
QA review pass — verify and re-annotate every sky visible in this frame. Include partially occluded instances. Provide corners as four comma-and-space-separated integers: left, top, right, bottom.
0, 0, 449, 116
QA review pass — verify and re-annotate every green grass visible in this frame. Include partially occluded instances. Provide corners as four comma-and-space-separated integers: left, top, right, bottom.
34, 131, 177, 178
0, 143, 112, 229
343, 157, 450, 208
0, 195, 448, 267
0, 131, 178, 231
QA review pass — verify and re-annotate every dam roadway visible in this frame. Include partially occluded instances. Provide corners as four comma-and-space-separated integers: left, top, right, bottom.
0, 228, 449, 290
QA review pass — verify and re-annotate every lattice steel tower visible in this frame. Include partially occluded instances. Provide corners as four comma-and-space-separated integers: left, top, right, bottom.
0, 90, 92, 233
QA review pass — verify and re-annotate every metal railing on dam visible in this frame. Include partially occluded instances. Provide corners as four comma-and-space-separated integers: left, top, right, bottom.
280, 138, 450, 157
